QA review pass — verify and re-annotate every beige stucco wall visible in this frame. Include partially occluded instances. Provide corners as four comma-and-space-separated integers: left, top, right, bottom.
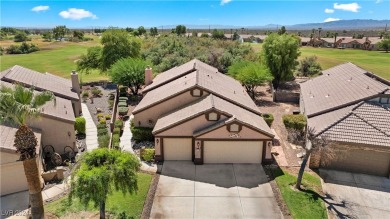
0, 151, 43, 196
29, 117, 76, 153
134, 90, 209, 128
197, 125, 272, 140
156, 114, 228, 136
72, 99, 82, 117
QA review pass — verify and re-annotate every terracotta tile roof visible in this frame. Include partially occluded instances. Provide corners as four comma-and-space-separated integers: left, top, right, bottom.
300, 62, 389, 117
0, 123, 42, 153
133, 62, 260, 115
153, 95, 273, 136
143, 59, 218, 93
0, 81, 75, 122
314, 102, 390, 147
0, 65, 79, 101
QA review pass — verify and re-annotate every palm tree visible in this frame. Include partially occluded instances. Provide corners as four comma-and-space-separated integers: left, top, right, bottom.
318, 27, 322, 39
0, 84, 55, 219
333, 32, 339, 48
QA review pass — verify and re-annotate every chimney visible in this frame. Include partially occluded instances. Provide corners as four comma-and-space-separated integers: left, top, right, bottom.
71, 70, 81, 95
145, 66, 153, 86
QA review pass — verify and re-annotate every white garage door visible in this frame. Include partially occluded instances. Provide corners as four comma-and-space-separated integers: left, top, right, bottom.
163, 138, 192, 160
204, 141, 263, 163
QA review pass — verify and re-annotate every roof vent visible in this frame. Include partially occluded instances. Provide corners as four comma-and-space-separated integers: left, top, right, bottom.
327, 73, 330, 76
64, 105, 66, 108
366, 86, 370, 89
310, 95, 314, 98
234, 90, 236, 94
348, 77, 352, 82
325, 94, 330, 98
65, 111, 67, 114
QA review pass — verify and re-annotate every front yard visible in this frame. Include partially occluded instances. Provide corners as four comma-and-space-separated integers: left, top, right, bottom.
45, 173, 153, 218
271, 167, 327, 219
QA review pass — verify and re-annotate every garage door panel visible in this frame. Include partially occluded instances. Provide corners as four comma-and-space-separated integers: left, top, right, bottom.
163, 138, 192, 161
321, 148, 390, 177
204, 141, 262, 164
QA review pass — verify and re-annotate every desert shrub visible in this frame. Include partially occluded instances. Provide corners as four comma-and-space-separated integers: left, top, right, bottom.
97, 113, 105, 119
108, 99, 114, 109
118, 102, 127, 107
118, 107, 128, 116
98, 134, 110, 148
113, 127, 121, 135
97, 123, 107, 129
115, 120, 124, 129
112, 134, 120, 144
282, 114, 307, 132
74, 117, 86, 134
98, 128, 108, 135
119, 97, 128, 101
99, 118, 106, 124
262, 113, 274, 127
108, 93, 115, 100
81, 91, 89, 98
91, 89, 102, 96
131, 126, 154, 142
105, 114, 111, 120
6, 42, 39, 54
141, 149, 155, 162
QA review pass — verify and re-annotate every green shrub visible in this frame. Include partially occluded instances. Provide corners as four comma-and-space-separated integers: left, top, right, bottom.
97, 113, 104, 119
141, 149, 155, 162
98, 134, 110, 148
282, 114, 307, 131
6, 42, 39, 54
105, 114, 112, 120
108, 99, 114, 109
118, 102, 127, 107
119, 97, 128, 101
113, 142, 121, 150
98, 128, 108, 135
99, 118, 106, 124
82, 91, 89, 98
262, 113, 274, 127
74, 117, 86, 134
131, 126, 154, 142
119, 86, 128, 93
97, 123, 106, 129
118, 107, 128, 116
113, 127, 121, 135
112, 134, 120, 144
115, 120, 124, 129
92, 89, 102, 96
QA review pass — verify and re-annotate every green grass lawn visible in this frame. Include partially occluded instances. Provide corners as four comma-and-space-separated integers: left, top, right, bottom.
249, 43, 390, 80
45, 173, 152, 218
272, 168, 327, 219
0, 39, 108, 83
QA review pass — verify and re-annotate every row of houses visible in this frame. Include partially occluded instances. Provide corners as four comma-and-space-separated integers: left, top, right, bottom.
0, 66, 81, 196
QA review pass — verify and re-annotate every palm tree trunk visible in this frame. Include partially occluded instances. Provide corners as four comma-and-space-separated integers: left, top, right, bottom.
23, 158, 44, 219
100, 200, 106, 219
296, 149, 312, 190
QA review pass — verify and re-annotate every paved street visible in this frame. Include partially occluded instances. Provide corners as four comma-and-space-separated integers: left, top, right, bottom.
150, 161, 283, 219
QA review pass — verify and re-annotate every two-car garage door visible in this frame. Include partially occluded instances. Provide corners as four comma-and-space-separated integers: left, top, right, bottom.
204, 141, 263, 164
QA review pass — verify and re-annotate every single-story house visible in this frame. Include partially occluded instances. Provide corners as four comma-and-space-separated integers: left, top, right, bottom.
134, 59, 274, 164
0, 124, 44, 196
300, 62, 390, 177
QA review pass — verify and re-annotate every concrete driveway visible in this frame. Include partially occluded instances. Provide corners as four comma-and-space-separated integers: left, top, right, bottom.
150, 161, 282, 219
320, 169, 390, 219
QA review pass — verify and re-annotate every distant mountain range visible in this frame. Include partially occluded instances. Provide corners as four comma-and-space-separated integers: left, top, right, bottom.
164, 19, 390, 30
5, 19, 389, 30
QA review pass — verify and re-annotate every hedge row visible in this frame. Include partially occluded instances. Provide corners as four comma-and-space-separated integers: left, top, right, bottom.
74, 117, 86, 134
282, 114, 307, 131
130, 126, 154, 142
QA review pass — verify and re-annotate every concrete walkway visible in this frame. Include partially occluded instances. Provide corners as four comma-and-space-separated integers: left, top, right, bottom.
81, 103, 98, 151
120, 116, 157, 173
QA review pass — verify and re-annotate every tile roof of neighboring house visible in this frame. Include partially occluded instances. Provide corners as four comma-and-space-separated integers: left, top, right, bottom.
300, 37, 311, 43
0, 65, 79, 101
143, 59, 218, 93
133, 63, 261, 115
340, 38, 366, 44
368, 37, 383, 44
0, 81, 75, 122
312, 102, 390, 147
300, 62, 389, 117
0, 123, 42, 153
153, 95, 273, 136
321, 38, 339, 43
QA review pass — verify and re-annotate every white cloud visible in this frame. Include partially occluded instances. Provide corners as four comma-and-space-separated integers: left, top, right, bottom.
59, 8, 97, 20
333, 3, 361, 12
376, 0, 383, 3
325, 8, 334, 13
324, 18, 341, 22
220, 0, 232, 6
31, 6, 49, 12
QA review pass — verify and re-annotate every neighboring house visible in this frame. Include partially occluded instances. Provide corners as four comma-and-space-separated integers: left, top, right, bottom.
338, 38, 366, 49
0, 66, 81, 154
0, 124, 44, 196
300, 63, 390, 177
320, 38, 343, 48
134, 59, 274, 164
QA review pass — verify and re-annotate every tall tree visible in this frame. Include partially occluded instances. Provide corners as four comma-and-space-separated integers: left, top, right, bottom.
42, 31, 53, 42
175, 25, 187, 36
378, 38, 390, 52
76, 46, 103, 74
53, 25, 69, 40
100, 29, 141, 71
72, 30, 84, 40
318, 27, 322, 39
228, 61, 273, 99
109, 58, 150, 95
278, 26, 286, 35
137, 26, 146, 36
70, 148, 140, 219
262, 33, 300, 89
14, 31, 28, 42
333, 32, 338, 48
150, 27, 158, 37
296, 56, 322, 77
211, 29, 225, 39
0, 84, 56, 219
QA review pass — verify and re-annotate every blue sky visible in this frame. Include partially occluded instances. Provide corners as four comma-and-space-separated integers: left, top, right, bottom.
1, 1, 389, 28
